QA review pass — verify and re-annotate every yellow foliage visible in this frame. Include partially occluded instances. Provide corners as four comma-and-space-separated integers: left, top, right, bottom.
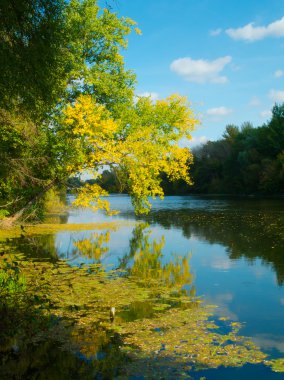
62, 93, 199, 214
134, 27, 142, 35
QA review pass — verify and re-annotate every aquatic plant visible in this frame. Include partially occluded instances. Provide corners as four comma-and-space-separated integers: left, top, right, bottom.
0, 224, 283, 379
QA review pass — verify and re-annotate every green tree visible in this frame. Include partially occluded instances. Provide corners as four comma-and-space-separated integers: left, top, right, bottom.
0, 0, 136, 119
0, 0, 197, 223
0, 0, 137, 222
0, 0, 69, 118
189, 105, 284, 195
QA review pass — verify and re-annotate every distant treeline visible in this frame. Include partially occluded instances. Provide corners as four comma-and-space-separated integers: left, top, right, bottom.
91, 103, 284, 196
190, 103, 284, 195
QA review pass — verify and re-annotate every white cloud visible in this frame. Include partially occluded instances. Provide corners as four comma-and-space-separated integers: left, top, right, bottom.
137, 92, 159, 101
226, 16, 284, 42
210, 28, 222, 36
260, 109, 272, 119
275, 69, 284, 78
206, 106, 233, 116
269, 89, 284, 102
211, 257, 234, 270
249, 96, 261, 107
254, 334, 284, 353
205, 293, 238, 320
170, 56, 231, 84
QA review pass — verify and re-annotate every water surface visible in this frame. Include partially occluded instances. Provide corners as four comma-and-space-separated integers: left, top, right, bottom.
1, 195, 284, 379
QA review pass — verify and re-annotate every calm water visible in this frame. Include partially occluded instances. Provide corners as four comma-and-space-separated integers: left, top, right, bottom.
1, 195, 284, 379
68, 196, 284, 352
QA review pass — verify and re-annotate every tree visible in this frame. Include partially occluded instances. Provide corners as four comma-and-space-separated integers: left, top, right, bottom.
189, 105, 284, 195
60, 94, 196, 214
0, 0, 197, 223
0, 0, 136, 119
0, 0, 69, 118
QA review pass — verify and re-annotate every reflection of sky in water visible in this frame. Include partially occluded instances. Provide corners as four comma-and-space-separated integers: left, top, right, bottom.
55, 226, 135, 267
61, 195, 284, 356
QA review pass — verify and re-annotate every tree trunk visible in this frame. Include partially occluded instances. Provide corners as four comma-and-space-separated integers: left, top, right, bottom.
0, 180, 58, 228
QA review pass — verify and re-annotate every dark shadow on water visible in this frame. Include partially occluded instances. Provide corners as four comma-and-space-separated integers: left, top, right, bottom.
124, 204, 284, 285
4, 233, 59, 262
0, 300, 127, 379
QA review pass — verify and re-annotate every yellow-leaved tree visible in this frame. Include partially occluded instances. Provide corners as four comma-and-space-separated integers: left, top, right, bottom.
61, 94, 198, 214
0, 0, 198, 223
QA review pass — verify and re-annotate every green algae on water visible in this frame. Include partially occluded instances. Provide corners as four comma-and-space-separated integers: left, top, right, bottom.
0, 224, 284, 379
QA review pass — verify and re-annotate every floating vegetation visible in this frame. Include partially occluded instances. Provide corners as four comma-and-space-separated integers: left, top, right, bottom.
269, 359, 284, 373
0, 223, 283, 379
0, 221, 132, 240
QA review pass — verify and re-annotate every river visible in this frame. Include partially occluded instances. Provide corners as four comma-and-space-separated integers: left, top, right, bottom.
1, 195, 284, 379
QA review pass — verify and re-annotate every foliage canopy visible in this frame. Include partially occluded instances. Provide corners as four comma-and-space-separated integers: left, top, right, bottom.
0, 0, 197, 221
190, 104, 284, 195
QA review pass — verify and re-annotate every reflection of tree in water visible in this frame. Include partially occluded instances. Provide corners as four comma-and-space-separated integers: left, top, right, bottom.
3, 233, 58, 261
72, 231, 110, 261
0, 229, 200, 379
121, 223, 194, 292
5, 230, 111, 264
1, 226, 283, 378
0, 337, 97, 380
0, 284, 126, 380
118, 223, 196, 321
133, 209, 284, 285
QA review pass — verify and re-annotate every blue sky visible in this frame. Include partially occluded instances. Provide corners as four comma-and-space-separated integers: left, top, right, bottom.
110, 0, 284, 145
